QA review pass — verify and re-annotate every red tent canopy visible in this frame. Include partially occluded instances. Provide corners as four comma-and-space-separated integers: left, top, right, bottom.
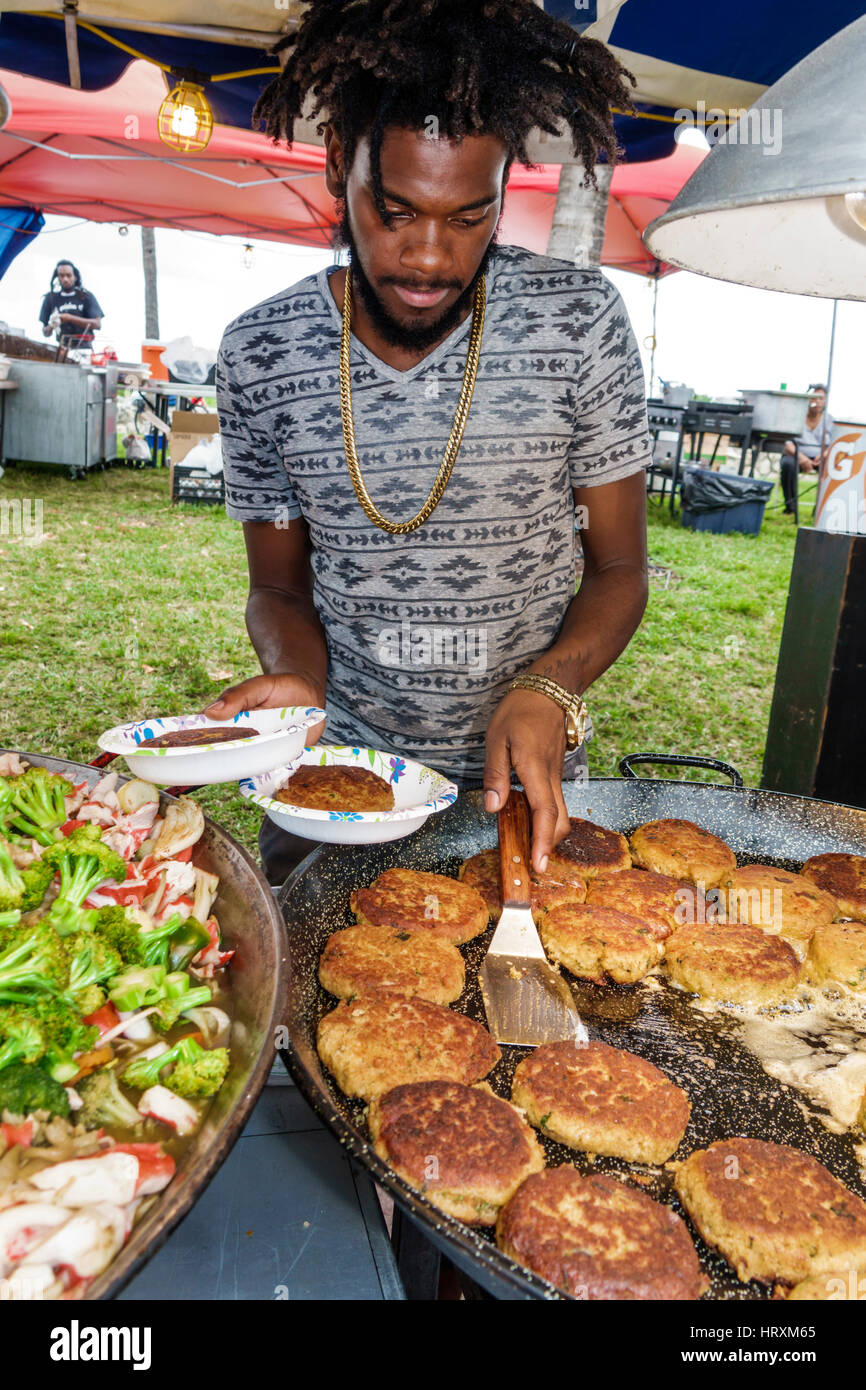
0, 61, 705, 274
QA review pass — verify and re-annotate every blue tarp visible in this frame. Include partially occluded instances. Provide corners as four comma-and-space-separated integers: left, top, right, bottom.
0, 204, 44, 281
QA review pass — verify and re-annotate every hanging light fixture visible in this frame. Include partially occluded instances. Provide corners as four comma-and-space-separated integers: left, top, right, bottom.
158, 71, 213, 155
645, 15, 866, 299
242, 243, 255, 270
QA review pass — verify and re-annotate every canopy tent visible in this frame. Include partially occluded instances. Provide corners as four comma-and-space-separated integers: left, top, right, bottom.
0, 61, 705, 274
0, 204, 43, 278
2, 1, 864, 167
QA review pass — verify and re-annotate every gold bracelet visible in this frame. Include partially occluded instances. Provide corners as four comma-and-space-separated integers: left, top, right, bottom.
508, 673, 588, 750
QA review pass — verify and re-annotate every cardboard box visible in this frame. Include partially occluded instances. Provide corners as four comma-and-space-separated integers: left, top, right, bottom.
169, 410, 223, 505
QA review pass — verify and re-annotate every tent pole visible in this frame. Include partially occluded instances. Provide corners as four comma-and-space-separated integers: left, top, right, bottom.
649, 274, 659, 399
141, 226, 160, 341
63, 4, 82, 90
814, 299, 838, 523
546, 163, 612, 268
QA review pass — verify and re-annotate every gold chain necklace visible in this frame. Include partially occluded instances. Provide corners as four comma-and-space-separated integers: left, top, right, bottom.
338, 269, 486, 535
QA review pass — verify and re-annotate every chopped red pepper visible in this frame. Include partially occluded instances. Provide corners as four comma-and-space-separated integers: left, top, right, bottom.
1, 1118, 35, 1148
83, 1002, 121, 1037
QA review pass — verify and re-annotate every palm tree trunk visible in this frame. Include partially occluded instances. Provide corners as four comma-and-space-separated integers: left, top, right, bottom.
141, 226, 160, 339
546, 163, 612, 268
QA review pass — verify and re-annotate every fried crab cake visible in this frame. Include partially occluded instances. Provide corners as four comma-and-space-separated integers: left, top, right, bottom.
675, 1137, 866, 1285
368, 1080, 545, 1226
318, 924, 464, 1005
276, 763, 394, 812
808, 919, 866, 991
512, 1040, 690, 1164
801, 853, 866, 921
317, 993, 500, 1100
351, 867, 488, 945
547, 818, 631, 881
496, 1168, 707, 1301
664, 922, 800, 1005
585, 868, 686, 942
539, 903, 661, 985
717, 864, 837, 961
458, 848, 586, 924
629, 818, 735, 888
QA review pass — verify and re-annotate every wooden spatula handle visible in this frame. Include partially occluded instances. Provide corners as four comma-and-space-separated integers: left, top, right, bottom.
499, 789, 533, 909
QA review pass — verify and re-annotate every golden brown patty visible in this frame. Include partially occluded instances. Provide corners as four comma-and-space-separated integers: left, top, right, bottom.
801, 853, 866, 920
717, 864, 838, 961
539, 903, 661, 985
547, 818, 631, 880
511, 1040, 690, 1164
351, 867, 488, 945
664, 922, 801, 1005
675, 1137, 866, 1285
276, 763, 394, 812
808, 919, 866, 991
459, 848, 586, 924
138, 726, 259, 748
369, 1080, 545, 1226
317, 924, 464, 1005
585, 868, 686, 941
629, 818, 736, 888
788, 1268, 866, 1300
496, 1167, 707, 1300
316, 993, 500, 1100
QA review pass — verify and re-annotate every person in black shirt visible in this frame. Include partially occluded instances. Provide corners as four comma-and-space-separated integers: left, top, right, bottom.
39, 260, 104, 350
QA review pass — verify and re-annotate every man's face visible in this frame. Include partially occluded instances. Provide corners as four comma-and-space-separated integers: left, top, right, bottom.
809, 388, 826, 412
326, 125, 508, 352
57, 264, 76, 290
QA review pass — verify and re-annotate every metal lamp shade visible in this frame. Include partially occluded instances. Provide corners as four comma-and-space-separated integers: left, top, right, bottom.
644, 15, 866, 299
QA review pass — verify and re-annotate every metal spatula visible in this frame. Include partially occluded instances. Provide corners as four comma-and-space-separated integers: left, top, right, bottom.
479, 789, 587, 1047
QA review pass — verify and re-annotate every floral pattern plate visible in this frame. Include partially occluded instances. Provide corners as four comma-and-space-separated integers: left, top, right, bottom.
239, 744, 459, 845
98, 707, 326, 786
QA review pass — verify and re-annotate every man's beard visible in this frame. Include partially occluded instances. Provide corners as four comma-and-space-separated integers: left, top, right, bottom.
334, 201, 499, 353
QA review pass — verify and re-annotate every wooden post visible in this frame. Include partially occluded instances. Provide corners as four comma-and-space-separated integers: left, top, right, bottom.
141, 226, 160, 341
762, 528, 866, 807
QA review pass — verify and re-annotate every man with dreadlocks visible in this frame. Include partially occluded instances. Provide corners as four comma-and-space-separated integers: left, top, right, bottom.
207, 0, 651, 882
39, 260, 104, 350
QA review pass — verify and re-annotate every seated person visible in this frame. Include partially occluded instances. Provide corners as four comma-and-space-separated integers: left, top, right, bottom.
780, 384, 834, 514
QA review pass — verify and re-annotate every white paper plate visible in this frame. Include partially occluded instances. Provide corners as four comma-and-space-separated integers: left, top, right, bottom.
239, 744, 459, 844
98, 707, 326, 786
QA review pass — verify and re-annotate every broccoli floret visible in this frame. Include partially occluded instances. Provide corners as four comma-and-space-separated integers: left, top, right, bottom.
66, 933, 123, 1000
0, 1061, 69, 1119
92, 906, 144, 966
108, 965, 167, 1012
5, 768, 72, 847
169, 1038, 229, 1099
76, 1067, 143, 1132
140, 912, 184, 969
151, 984, 212, 1033
0, 923, 69, 997
42, 825, 126, 932
121, 1045, 175, 1092
0, 1005, 46, 1071
69, 984, 105, 1019
0, 995, 98, 1083
0, 843, 54, 915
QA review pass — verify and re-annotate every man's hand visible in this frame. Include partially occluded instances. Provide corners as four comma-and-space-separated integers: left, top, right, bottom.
484, 688, 571, 873
202, 672, 326, 744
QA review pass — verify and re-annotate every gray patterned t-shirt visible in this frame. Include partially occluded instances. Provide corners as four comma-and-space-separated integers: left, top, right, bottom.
217, 243, 650, 779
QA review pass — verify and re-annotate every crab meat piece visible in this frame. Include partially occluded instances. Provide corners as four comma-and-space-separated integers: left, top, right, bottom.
88, 772, 120, 807
23, 1202, 127, 1280
0, 753, 28, 777
151, 797, 204, 860
29, 1153, 139, 1208
7, 838, 39, 868
0, 1203, 73, 1275
137, 1085, 200, 1136
77, 802, 117, 829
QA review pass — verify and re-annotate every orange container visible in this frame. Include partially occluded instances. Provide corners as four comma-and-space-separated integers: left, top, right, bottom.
141, 340, 169, 381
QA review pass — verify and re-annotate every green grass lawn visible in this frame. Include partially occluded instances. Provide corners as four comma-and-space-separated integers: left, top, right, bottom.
0, 464, 798, 853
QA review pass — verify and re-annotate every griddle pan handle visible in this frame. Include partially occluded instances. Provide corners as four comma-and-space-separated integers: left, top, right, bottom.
618, 753, 743, 789
87, 751, 197, 799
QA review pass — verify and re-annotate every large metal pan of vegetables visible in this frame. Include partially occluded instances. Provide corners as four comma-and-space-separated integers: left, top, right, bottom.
0, 750, 287, 1301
